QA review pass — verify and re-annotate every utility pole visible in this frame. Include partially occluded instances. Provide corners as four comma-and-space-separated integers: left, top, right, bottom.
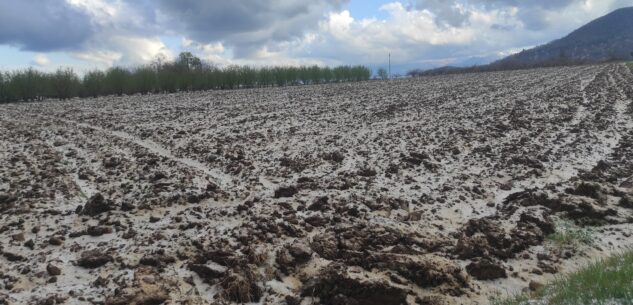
388, 53, 391, 80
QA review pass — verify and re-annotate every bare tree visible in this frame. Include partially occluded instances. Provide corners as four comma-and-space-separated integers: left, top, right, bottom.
377, 68, 388, 80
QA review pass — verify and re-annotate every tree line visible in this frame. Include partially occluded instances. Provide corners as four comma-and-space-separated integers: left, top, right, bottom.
0, 52, 372, 103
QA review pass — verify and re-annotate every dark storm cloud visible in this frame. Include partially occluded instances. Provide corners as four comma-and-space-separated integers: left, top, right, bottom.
153, 0, 347, 56
0, 0, 95, 51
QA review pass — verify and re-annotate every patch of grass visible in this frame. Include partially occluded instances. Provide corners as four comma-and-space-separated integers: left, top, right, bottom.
546, 220, 594, 249
491, 250, 633, 305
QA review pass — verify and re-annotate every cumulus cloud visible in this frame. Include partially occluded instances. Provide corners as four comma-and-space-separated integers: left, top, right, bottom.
153, 0, 348, 57
60, 0, 347, 67
413, 0, 471, 27
72, 50, 122, 68
0, 0, 95, 51
279, 0, 633, 71
413, 0, 580, 31
31, 54, 51, 67
67, 38, 173, 68
311, 4, 476, 65
63, 0, 173, 67
0, 0, 632, 71
303, 3, 504, 67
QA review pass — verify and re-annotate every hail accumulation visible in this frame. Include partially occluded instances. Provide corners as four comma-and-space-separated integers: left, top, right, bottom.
1, 64, 633, 305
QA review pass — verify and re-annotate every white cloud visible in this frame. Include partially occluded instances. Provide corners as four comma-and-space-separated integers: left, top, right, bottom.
65, 0, 118, 21
153, 0, 348, 56
72, 50, 121, 68
62, 0, 172, 67
4, 0, 632, 72
113, 36, 174, 64
69, 36, 173, 68
307, 4, 479, 65
183, 38, 225, 56
381, 3, 475, 45
31, 54, 51, 67
287, 0, 633, 69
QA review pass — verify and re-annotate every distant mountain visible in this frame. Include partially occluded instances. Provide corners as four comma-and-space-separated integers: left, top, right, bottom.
368, 55, 498, 77
493, 7, 633, 68
410, 7, 633, 76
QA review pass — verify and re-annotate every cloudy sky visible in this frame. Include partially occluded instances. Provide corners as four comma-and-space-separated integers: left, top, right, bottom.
0, 0, 631, 73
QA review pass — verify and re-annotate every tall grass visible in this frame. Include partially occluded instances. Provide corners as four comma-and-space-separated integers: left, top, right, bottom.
492, 250, 633, 305
0, 52, 372, 103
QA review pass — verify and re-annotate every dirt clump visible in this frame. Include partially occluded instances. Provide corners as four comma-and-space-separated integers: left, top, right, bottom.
139, 254, 176, 268
81, 193, 114, 217
274, 186, 298, 198
503, 189, 618, 224
188, 263, 225, 284
76, 250, 112, 268
302, 266, 409, 305
105, 267, 171, 305
46, 264, 62, 276
218, 267, 263, 303
365, 254, 469, 296
276, 241, 313, 273
466, 259, 507, 280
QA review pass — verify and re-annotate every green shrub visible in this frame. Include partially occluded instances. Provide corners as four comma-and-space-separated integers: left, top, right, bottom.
7, 68, 50, 102
131, 66, 157, 94
104, 67, 131, 96
0, 72, 8, 103
52, 68, 80, 100
82, 70, 105, 98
